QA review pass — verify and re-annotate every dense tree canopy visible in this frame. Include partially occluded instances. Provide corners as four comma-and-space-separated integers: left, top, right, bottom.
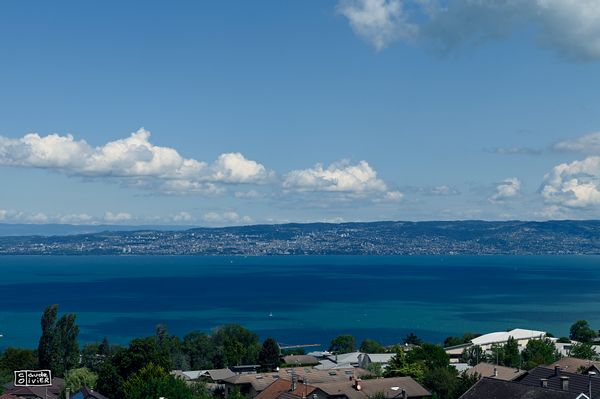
258, 338, 280, 371
521, 338, 559, 370
64, 367, 98, 393
570, 320, 597, 343
359, 339, 386, 353
570, 342, 600, 361
403, 333, 423, 346
329, 334, 356, 353
406, 344, 449, 370
123, 363, 199, 399
211, 324, 260, 367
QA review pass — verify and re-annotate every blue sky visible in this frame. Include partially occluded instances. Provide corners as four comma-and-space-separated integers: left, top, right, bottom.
1, 0, 600, 226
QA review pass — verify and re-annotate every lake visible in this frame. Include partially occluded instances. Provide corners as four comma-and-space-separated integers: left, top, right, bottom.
0, 255, 599, 349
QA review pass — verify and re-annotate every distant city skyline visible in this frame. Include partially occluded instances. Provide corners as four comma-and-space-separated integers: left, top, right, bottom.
1, 0, 600, 226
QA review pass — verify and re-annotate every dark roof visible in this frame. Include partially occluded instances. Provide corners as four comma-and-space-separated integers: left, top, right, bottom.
519, 366, 600, 397
315, 377, 430, 399
76, 386, 109, 399
459, 377, 574, 399
3, 377, 65, 399
359, 377, 431, 398
0, 394, 24, 399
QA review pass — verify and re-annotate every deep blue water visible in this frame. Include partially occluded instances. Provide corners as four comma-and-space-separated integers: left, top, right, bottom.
0, 256, 599, 349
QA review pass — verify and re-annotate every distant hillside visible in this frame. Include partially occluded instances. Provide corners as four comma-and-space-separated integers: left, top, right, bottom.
1, 220, 600, 255
0, 223, 194, 237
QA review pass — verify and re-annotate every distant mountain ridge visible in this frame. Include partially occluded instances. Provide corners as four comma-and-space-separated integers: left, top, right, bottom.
0, 223, 194, 237
1, 220, 600, 255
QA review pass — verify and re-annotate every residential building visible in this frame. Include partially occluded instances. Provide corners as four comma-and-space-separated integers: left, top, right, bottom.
464, 362, 526, 381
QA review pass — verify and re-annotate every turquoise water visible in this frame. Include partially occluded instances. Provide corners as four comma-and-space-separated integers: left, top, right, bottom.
0, 256, 599, 349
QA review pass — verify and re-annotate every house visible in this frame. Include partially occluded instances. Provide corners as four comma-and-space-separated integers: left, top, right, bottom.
0, 394, 24, 399
71, 386, 109, 399
255, 377, 322, 399
459, 377, 574, 399
314, 376, 431, 399
222, 367, 371, 398
171, 368, 235, 382
464, 362, 526, 381
517, 366, 600, 398
357, 353, 395, 370
3, 377, 65, 399
548, 358, 600, 375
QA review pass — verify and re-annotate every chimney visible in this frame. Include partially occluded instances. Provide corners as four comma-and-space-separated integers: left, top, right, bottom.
401, 389, 407, 399
560, 376, 569, 391
540, 378, 548, 388
493, 367, 498, 378
354, 378, 362, 391
555, 365, 561, 376
65, 388, 70, 399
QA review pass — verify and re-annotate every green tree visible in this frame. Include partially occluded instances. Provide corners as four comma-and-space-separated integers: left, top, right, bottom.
258, 338, 280, 371
407, 343, 449, 370
454, 371, 480, 399
54, 313, 80, 376
359, 339, 385, 353
96, 361, 125, 399
460, 345, 484, 366
123, 362, 197, 399
383, 348, 426, 382
81, 343, 101, 370
423, 367, 458, 399
329, 334, 355, 354
38, 304, 59, 370
211, 324, 260, 367
444, 333, 480, 348
503, 336, 521, 368
570, 342, 600, 361
182, 331, 216, 370
403, 333, 423, 346
365, 362, 383, 378
37, 305, 80, 376
155, 325, 188, 370
570, 320, 597, 343
64, 367, 98, 393
98, 337, 111, 357
521, 338, 559, 369
0, 348, 38, 371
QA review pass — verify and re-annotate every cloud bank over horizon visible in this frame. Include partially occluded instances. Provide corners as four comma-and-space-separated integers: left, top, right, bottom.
3, 127, 600, 224
0, 128, 273, 195
338, 0, 600, 60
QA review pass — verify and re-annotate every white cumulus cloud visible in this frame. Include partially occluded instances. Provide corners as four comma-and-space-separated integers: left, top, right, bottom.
0, 128, 272, 195
336, 0, 419, 50
283, 160, 401, 202
337, 0, 600, 60
541, 156, 600, 208
489, 177, 522, 203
